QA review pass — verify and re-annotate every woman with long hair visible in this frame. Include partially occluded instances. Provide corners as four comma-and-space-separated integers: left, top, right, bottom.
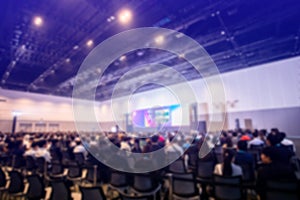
214, 148, 242, 176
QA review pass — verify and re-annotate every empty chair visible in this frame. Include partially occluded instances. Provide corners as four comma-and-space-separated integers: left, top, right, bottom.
171, 173, 199, 200
213, 175, 242, 200
265, 180, 300, 200
26, 174, 46, 200
131, 174, 161, 200
80, 186, 106, 200
49, 179, 73, 200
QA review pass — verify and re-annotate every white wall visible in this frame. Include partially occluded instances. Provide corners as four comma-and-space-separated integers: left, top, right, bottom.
0, 56, 299, 133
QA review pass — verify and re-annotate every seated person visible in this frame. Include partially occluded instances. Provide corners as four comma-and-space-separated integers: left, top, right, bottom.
234, 140, 255, 181
35, 140, 52, 163
248, 131, 264, 148
24, 142, 39, 158
256, 147, 296, 200
266, 132, 295, 164
280, 132, 296, 152
73, 138, 87, 157
214, 149, 242, 176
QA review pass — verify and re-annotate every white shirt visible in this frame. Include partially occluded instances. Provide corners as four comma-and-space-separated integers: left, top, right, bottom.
24, 149, 37, 158
214, 163, 243, 176
248, 137, 264, 147
73, 144, 87, 155
35, 148, 51, 163
120, 141, 131, 152
281, 138, 296, 152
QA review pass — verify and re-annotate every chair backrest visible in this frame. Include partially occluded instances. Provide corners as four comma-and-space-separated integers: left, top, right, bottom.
168, 158, 186, 173
133, 174, 156, 192
110, 171, 127, 187
67, 161, 82, 178
86, 165, 101, 184
188, 153, 198, 168
239, 163, 255, 182
249, 144, 264, 151
213, 175, 242, 200
27, 174, 46, 199
74, 153, 85, 166
197, 160, 215, 179
36, 157, 46, 173
50, 149, 62, 162
13, 155, 25, 169
266, 180, 300, 200
62, 149, 74, 165
172, 173, 198, 197
8, 170, 24, 194
0, 167, 6, 187
25, 156, 36, 171
290, 156, 300, 171
50, 180, 72, 200
50, 160, 64, 175
282, 145, 294, 152
80, 186, 106, 200
248, 149, 260, 163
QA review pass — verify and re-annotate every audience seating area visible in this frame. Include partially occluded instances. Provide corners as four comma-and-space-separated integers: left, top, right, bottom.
0, 129, 299, 200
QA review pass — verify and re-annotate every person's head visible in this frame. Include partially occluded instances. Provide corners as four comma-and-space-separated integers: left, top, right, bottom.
75, 138, 81, 146
237, 140, 248, 151
279, 132, 286, 141
38, 140, 47, 148
261, 147, 276, 164
252, 131, 258, 138
232, 132, 238, 137
225, 137, 233, 148
266, 133, 283, 146
223, 149, 236, 176
151, 135, 159, 143
271, 128, 279, 134
31, 142, 38, 150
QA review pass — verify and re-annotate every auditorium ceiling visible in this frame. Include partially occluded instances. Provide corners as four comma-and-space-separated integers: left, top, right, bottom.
0, 0, 299, 100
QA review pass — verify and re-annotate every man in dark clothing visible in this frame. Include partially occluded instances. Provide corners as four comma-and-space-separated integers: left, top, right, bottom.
235, 140, 254, 166
266, 132, 295, 164
256, 147, 296, 200
234, 140, 255, 181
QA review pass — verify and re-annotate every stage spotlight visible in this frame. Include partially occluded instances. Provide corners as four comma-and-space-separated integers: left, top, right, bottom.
118, 9, 132, 25
33, 16, 43, 27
